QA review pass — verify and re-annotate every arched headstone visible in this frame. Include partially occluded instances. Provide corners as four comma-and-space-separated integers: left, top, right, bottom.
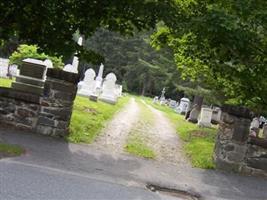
99, 73, 118, 104
77, 68, 96, 97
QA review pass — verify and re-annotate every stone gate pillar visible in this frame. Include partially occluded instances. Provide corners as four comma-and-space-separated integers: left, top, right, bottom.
214, 105, 253, 173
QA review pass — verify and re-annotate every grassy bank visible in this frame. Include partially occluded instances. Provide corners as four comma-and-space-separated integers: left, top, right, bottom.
67, 96, 130, 143
142, 96, 217, 169
0, 143, 24, 158
125, 99, 155, 159
0, 78, 12, 88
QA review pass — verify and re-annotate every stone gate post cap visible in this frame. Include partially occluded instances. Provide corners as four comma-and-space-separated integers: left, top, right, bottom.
222, 104, 254, 119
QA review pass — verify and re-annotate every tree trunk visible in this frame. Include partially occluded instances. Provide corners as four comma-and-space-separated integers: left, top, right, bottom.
192, 95, 204, 110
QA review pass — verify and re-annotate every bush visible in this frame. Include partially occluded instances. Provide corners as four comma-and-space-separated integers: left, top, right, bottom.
9, 44, 64, 69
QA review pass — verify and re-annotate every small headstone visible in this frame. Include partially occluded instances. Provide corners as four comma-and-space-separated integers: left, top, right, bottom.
77, 68, 96, 97
99, 73, 118, 104
9, 64, 18, 77
115, 84, 123, 97
250, 117, 260, 137
175, 98, 190, 115
169, 100, 177, 109
153, 96, 159, 104
198, 107, 213, 127
0, 58, 9, 78
188, 105, 200, 123
211, 107, 222, 124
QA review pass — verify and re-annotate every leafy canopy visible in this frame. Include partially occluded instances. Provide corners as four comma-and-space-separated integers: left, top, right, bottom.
152, 0, 267, 111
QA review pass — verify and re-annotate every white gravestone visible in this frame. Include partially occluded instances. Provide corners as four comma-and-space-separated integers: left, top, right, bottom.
169, 100, 177, 109
77, 68, 96, 97
211, 107, 222, 124
153, 96, 159, 104
198, 107, 213, 127
250, 117, 260, 137
0, 58, 9, 78
115, 84, 122, 97
99, 73, 118, 104
263, 124, 267, 139
9, 64, 18, 77
175, 98, 190, 115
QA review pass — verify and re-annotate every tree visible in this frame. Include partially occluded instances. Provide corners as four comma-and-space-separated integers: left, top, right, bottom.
152, 0, 267, 112
0, 0, 177, 61
84, 28, 187, 97
9, 44, 63, 69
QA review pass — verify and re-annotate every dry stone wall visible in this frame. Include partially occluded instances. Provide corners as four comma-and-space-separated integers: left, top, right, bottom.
0, 68, 79, 137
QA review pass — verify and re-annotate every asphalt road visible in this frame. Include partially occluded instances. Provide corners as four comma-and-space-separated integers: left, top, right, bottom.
0, 160, 180, 200
1, 129, 267, 200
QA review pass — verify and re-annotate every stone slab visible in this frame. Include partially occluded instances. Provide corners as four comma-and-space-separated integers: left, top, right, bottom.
12, 82, 44, 96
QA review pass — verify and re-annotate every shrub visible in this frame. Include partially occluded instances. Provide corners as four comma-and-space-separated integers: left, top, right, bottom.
9, 44, 64, 69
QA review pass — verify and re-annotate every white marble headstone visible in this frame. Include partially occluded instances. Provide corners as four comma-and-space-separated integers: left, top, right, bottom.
175, 98, 190, 114
99, 73, 117, 104
0, 58, 9, 78
198, 107, 213, 127
77, 68, 96, 97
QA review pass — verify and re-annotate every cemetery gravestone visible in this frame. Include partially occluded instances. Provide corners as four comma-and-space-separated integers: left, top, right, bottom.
211, 107, 222, 124
0, 58, 9, 78
77, 68, 96, 97
115, 84, 123, 97
188, 104, 200, 123
12, 58, 47, 95
175, 98, 190, 115
153, 96, 159, 104
198, 107, 213, 127
169, 100, 177, 109
99, 73, 117, 104
250, 117, 260, 137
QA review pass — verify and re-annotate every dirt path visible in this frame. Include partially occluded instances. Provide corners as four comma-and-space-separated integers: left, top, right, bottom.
141, 100, 190, 166
93, 98, 140, 154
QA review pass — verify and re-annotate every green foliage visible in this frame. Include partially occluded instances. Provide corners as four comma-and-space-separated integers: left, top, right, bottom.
0, 0, 178, 60
125, 98, 155, 159
152, 0, 267, 112
143, 96, 217, 169
0, 78, 12, 88
0, 143, 24, 157
85, 29, 187, 98
125, 138, 156, 159
9, 44, 63, 69
67, 96, 130, 143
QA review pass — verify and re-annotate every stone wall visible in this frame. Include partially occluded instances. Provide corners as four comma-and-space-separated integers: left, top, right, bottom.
0, 68, 79, 137
214, 105, 267, 176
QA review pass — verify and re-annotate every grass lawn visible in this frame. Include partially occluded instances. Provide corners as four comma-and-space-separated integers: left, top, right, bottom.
0, 143, 24, 158
125, 99, 155, 159
0, 78, 12, 88
142, 96, 217, 169
67, 95, 130, 143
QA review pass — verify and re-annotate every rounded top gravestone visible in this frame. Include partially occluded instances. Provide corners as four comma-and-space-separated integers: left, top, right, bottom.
105, 73, 117, 82
84, 68, 96, 83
